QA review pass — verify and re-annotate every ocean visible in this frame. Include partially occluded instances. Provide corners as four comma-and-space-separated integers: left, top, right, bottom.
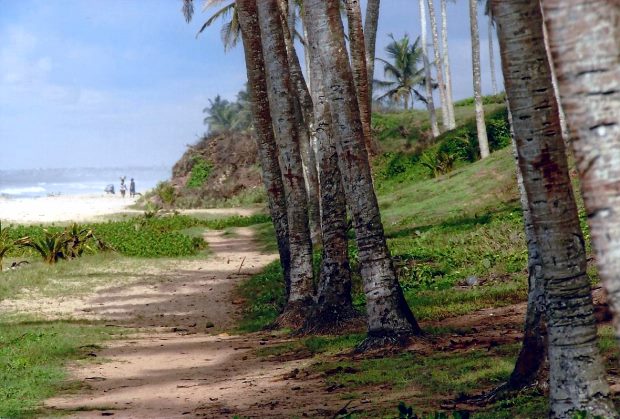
0, 166, 171, 198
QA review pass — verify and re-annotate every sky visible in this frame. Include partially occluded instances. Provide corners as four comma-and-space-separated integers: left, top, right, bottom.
0, 0, 503, 170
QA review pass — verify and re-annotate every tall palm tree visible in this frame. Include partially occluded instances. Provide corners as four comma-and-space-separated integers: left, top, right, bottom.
364, 0, 381, 112
303, 0, 421, 344
484, 2, 498, 95
219, 0, 292, 296
418, 0, 440, 137
468, 0, 489, 158
440, 0, 456, 128
540, 0, 620, 379
256, 0, 315, 323
374, 34, 428, 111
426, 0, 450, 130
492, 0, 616, 416
343, 0, 374, 154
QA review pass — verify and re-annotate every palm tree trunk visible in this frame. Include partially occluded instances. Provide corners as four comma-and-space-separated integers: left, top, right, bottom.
364, 0, 380, 112
469, 0, 489, 158
256, 0, 315, 324
487, 16, 498, 96
277, 0, 322, 246
541, 0, 620, 388
344, 0, 375, 155
236, 0, 292, 299
418, 0, 440, 138
304, 18, 357, 332
440, 0, 456, 129
426, 0, 449, 130
303, 0, 421, 344
492, 1, 616, 416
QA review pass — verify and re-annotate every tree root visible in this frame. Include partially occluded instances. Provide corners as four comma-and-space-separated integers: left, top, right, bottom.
299, 305, 364, 336
354, 333, 415, 353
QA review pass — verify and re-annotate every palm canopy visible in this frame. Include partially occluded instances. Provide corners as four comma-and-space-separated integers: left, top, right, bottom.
203, 86, 252, 134
373, 33, 432, 110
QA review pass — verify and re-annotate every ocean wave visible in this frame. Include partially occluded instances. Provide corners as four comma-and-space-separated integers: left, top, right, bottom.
0, 186, 47, 195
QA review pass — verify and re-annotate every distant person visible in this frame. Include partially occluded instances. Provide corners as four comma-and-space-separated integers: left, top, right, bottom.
104, 184, 115, 194
120, 181, 127, 198
129, 178, 136, 198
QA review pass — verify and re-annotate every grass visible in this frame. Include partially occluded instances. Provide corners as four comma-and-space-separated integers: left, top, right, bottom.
0, 316, 124, 418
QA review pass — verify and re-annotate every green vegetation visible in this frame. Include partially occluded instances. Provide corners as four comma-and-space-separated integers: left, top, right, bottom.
186, 156, 213, 189
0, 317, 123, 418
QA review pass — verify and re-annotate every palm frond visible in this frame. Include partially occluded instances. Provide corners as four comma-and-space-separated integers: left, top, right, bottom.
182, 0, 194, 23
197, 2, 235, 37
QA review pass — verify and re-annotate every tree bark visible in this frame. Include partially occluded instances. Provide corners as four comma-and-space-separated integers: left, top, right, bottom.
256, 0, 315, 323
303, 18, 357, 333
418, 0, 440, 138
303, 0, 421, 344
541, 0, 620, 389
492, 1, 616, 417
488, 16, 498, 96
236, 0, 291, 299
364, 0, 380, 113
469, 0, 490, 158
277, 0, 322, 246
440, 0, 456, 129
344, 0, 375, 155
427, 0, 450, 131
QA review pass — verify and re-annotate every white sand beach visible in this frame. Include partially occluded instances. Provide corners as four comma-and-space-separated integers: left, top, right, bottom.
0, 195, 140, 224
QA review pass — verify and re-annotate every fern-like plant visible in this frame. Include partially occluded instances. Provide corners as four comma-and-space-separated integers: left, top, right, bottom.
16, 230, 70, 264
0, 221, 14, 271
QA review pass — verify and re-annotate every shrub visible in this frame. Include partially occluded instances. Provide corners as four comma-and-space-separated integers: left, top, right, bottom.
419, 150, 457, 178
154, 181, 176, 206
187, 156, 213, 189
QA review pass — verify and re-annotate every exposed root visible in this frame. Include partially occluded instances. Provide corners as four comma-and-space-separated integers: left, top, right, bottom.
299, 305, 365, 336
354, 332, 416, 353
273, 299, 315, 330
455, 378, 547, 406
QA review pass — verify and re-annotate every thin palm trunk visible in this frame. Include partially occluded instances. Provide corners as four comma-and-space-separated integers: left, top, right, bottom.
426, 0, 449, 130
364, 0, 380, 112
304, 16, 356, 332
541, 0, 620, 385
440, 0, 456, 129
492, 1, 616, 416
469, 0, 489, 158
304, 0, 421, 344
418, 0, 440, 138
236, 0, 292, 298
277, 0, 322, 246
344, 0, 375, 155
487, 16, 498, 96
256, 0, 315, 322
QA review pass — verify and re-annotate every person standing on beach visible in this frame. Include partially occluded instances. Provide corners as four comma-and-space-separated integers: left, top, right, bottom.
120, 177, 127, 198
129, 178, 136, 198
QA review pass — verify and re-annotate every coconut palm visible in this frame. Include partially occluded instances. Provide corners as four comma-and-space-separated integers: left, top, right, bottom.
374, 34, 430, 111
418, 0, 440, 137
492, 0, 616, 416
440, 0, 456, 128
468, 0, 489, 158
426, 0, 450, 131
364, 0, 380, 111
540, 0, 620, 394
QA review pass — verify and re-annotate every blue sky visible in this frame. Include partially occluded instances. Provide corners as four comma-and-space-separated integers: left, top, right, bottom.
0, 0, 502, 170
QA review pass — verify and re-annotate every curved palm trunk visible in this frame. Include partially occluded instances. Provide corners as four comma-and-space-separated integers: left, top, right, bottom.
256, 0, 315, 322
303, 19, 356, 332
364, 0, 380, 112
277, 0, 322, 246
541, 0, 620, 379
440, 0, 456, 129
304, 0, 421, 343
426, 0, 449, 130
492, 1, 616, 416
487, 16, 498, 96
469, 0, 489, 158
418, 0, 440, 138
344, 0, 375, 155
236, 0, 291, 298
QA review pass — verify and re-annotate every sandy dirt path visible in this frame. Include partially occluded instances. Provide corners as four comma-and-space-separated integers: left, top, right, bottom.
44, 228, 343, 418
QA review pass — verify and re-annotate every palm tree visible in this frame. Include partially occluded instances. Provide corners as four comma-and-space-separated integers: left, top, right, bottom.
492, 0, 616, 416
206, 0, 292, 296
483, 1, 498, 95
374, 34, 429, 111
440, 0, 456, 128
343, 0, 374, 154
256, 0, 315, 324
468, 0, 489, 158
426, 0, 450, 130
418, 0, 440, 137
364, 0, 381, 112
303, 0, 421, 345
540, 0, 620, 389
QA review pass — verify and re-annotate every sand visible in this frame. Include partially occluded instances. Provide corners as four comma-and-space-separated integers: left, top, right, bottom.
0, 195, 259, 224
0, 194, 140, 224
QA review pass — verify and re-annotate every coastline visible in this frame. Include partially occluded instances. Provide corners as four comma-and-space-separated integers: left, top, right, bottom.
0, 194, 140, 225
